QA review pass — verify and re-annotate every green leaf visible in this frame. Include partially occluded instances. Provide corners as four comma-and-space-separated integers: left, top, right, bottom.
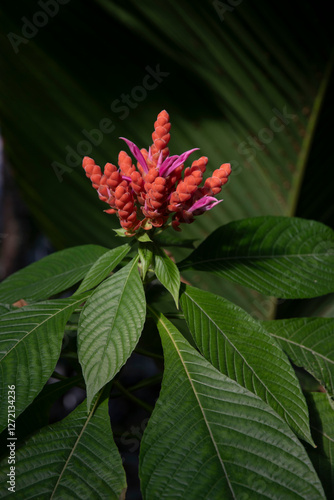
153, 245, 180, 308
180, 285, 313, 443
140, 310, 325, 499
0, 293, 90, 433
138, 242, 154, 281
305, 392, 334, 499
0, 375, 83, 453
137, 232, 152, 243
78, 256, 146, 408
0, 393, 127, 499
0, 304, 13, 316
179, 217, 334, 298
113, 228, 128, 237
263, 317, 334, 397
75, 243, 131, 294
0, 245, 109, 304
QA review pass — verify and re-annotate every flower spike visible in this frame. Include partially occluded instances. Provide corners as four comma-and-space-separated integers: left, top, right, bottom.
82, 111, 231, 235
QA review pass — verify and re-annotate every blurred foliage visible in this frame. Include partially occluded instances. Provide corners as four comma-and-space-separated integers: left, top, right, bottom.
1, 0, 333, 318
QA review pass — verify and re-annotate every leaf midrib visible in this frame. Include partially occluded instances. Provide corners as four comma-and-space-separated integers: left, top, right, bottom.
269, 333, 334, 366
75, 244, 130, 295
49, 392, 102, 499
179, 251, 332, 270
157, 312, 237, 499
183, 291, 305, 435
2, 262, 94, 300
99, 256, 140, 363
0, 295, 88, 363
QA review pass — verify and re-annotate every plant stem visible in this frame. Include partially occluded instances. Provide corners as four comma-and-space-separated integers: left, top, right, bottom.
134, 347, 163, 360
127, 374, 162, 392
50, 371, 68, 381
65, 325, 78, 331
113, 380, 154, 412
110, 374, 162, 399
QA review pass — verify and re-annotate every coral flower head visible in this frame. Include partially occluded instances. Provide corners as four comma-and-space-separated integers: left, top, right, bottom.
83, 110, 231, 235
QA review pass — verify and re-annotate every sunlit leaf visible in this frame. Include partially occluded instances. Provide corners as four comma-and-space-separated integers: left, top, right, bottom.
153, 244, 180, 308
75, 243, 131, 294
78, 256, 146, 407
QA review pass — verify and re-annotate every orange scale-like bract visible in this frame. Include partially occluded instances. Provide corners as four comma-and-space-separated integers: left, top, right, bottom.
114, 185, 139, 231
144, 177, 169, 221
202, 163, 232, 196
82, 157, 102, 190
168, 170, 203, 212
82, 110, 231, 235
151, 110, 171, 160
118, 151, 135, 177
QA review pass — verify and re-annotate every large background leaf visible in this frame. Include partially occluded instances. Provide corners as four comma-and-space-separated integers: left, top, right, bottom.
0, 393, 127, 499
1, 0, 333, 317
140, 310, 325, 499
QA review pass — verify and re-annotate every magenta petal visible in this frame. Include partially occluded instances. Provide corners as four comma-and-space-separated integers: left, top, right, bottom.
158, 155, 179, 177
156, 150, 164, 169
188, 196, 222, 213
162, 148, 199, 177
119, 137, 148, 173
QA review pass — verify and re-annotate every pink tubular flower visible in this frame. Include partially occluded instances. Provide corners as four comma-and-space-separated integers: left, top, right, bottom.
82, 110, 231, 235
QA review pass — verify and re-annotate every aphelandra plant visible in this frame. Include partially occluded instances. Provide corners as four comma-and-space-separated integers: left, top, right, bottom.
0, 111, 334, 499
